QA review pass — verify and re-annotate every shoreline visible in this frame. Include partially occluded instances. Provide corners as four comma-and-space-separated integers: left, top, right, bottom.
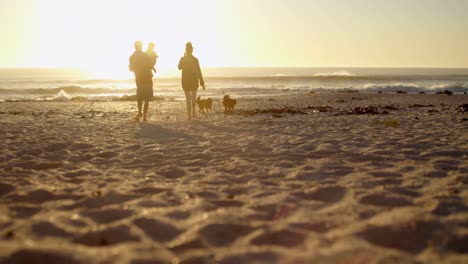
0, 90, 467, 103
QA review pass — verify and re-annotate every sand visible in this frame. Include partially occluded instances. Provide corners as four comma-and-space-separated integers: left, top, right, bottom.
0, 93, 467, 263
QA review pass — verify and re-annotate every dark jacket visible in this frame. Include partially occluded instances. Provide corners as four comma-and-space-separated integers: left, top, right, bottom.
178, 55, 204, 90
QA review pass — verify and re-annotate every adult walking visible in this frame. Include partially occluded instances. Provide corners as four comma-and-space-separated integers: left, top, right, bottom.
178, 42, 205, 120
129, 40, 153, 122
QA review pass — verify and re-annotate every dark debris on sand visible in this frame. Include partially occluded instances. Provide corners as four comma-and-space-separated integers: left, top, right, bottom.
458, 104, 468, 113
436, 90, 454, 95
236, 105, 334, 117
235, 104, 401, 117
409, 104, 435, 108
336, 106, 392, 115
306, 106, 334, 112
237, 106, 308, 117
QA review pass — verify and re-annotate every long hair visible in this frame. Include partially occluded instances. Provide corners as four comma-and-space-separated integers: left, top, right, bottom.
185, 42, 193, 56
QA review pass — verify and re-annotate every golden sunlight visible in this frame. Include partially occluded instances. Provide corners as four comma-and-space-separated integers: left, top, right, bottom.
36, 0, 226, 78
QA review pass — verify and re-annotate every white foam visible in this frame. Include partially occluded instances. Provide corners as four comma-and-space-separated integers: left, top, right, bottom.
48, 90, 71, 102
313, 71, 357, 77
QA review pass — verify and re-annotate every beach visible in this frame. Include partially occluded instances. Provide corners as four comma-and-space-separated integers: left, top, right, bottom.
0, 92, 467, 263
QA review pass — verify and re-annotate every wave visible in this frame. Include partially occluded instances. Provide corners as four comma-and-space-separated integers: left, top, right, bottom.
1, 81, 467, 103
313, 71, 357, 77
356, 83, 468, 93
48, 90, 71, 102
0, 86, 136, 94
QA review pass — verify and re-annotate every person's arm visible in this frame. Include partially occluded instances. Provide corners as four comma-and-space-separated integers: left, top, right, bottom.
196, 59, 205, 90
129, 56, 134, 72
178, 57, 184, 70
152, 55, 158, 73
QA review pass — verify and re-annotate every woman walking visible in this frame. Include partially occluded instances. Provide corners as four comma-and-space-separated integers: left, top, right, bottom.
178, 42, 205, 120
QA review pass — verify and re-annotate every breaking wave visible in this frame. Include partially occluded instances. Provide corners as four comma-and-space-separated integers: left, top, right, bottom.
48, 90, 71, 102
0, 86, 136, 95
313, 71, 357, 77
358, 83, 468, 93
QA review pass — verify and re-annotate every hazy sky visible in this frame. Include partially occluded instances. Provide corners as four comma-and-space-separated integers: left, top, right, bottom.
1, 0, 467, 75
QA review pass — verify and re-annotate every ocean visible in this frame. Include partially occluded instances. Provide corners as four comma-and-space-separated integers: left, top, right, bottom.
0, 67, 467, 102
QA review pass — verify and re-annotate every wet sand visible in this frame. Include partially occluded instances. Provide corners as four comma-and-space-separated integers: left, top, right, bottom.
0, 93, 467, 263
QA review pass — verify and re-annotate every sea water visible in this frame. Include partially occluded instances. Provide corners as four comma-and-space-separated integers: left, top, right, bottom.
0, 67, 467, 102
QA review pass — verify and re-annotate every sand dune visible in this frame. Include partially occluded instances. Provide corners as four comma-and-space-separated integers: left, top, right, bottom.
0, 93, 467, 263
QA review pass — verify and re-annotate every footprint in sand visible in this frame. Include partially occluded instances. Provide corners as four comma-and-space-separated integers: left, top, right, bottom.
431, 199, 468, 216
357, 220, 444, 254
210, 199, 244, 208
198, 223, 253, 247
31, 162, 63, 170
7, 189, 58, 204
250, 229, 307, 247
2, 249, 82, 264
445, 234, 468, 254
385, 187, 420, 197
82, 208, 134, 224
293, 186, 347, 203
369, 171, 403, 178
133, 217, 181, 243
290, 220, 337, 234
73, 225, 140, 246
9, 205, 41, 218
166, 210, 191, 220
358, 192, 413, 207
131, 187, 168, 195
159, 167, 187, 179
170, 238, 206, 255
219, 251, 280, 264
0, 183, 15, 197
423, 170, 448, 178
44, 142, 70, 152
68, 142, 94, 151
368, 178, 403, 187
66, 192, 138, 210
31, 221, 71, 238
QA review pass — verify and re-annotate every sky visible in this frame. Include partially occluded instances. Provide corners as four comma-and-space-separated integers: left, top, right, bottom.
0, 0, 467, 77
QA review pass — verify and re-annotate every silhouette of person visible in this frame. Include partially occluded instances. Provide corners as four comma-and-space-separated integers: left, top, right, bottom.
146, 42, 158, 74
178, 42, 205, 120
129, 40, 154, 122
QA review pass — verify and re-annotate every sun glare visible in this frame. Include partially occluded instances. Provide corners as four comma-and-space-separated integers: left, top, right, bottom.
36, 0, 225, 79
3, 0, 467, 72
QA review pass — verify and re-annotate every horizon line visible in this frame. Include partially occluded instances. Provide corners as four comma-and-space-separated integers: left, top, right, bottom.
1, 65, 468, 70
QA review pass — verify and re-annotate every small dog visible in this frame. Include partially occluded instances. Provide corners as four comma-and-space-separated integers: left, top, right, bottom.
197, 96, 213, 113
222, 95, 237, 112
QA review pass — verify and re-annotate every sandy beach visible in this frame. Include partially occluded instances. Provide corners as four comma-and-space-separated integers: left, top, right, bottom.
0, 92, 467, 263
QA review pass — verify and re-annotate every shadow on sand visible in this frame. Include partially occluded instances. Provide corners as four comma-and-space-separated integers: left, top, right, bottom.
135, 123, 203, 143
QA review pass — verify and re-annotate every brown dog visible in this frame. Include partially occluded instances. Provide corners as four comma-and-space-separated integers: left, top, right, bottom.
197, 96, 213, 113
222, 95, 237, 112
